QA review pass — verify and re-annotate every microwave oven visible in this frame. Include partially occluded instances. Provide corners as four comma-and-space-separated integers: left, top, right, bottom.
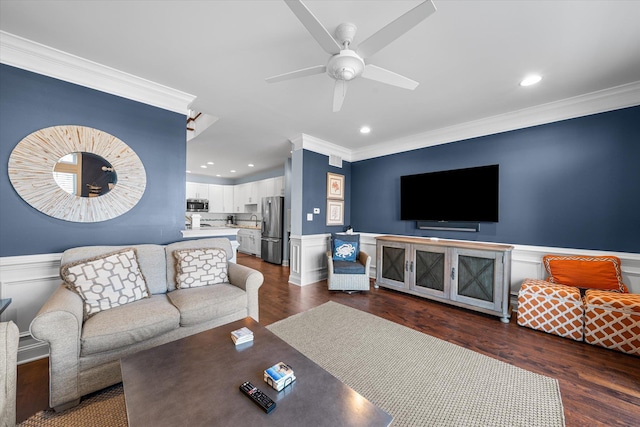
186, 199, 209, 212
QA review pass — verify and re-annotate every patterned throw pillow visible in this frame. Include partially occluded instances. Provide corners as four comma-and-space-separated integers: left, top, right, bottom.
333, 239, 359, 262
61, 248, 150, 319
174, 248, 228, 289
542, 255, 628, 292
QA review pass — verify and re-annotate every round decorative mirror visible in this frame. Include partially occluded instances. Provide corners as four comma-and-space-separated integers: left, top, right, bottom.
8, 125, 146, 222
53, 152, 118, 197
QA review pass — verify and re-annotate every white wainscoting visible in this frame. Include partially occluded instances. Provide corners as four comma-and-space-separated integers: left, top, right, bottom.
289, 233, 640, 296
0, 241, 241, 364
0, 253, 62, 363
5, 238, 639, 362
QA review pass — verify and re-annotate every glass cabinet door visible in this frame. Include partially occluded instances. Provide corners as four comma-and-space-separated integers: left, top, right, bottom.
377, 241, 408, 289
450, 248, 504, 311
410, 244, 449, 298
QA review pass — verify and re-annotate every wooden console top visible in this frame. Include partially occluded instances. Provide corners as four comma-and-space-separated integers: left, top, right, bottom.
375, 235, 513, 252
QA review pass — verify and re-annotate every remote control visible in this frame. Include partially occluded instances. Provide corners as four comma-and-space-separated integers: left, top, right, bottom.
240, 381, 276, 414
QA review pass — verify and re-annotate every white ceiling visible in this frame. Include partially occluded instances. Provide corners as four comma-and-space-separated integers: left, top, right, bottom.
2, 1, 640, 179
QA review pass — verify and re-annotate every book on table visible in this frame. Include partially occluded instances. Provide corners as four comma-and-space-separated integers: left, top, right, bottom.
264, 362, 296, 391
230, 327, 253, 345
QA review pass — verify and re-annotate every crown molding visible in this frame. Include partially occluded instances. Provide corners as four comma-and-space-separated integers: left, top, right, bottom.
351, 81, 640, 162
0, 31, 196, 114
291, 133, 353, 162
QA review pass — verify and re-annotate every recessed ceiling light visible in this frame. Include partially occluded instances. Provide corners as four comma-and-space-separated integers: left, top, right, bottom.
207, 161, 214, 165
360, 126, 371, 134
230, 170, 236, 173
520, 74, 542, 87
200, 165, 207, 169
186, 170, 191, 174
248, 163, 254, 167
216, 174, 221, 177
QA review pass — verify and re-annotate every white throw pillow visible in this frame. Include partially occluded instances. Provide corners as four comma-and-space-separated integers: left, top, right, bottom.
174, 248, 228, 289
61, 248, 150, 319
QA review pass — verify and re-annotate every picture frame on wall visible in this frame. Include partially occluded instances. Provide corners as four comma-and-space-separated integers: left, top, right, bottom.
327, 172, 344, 200
326, 200, 344, 226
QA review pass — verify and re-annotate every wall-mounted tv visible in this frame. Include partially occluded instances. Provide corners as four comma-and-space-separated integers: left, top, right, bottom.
400, 164, 499, 223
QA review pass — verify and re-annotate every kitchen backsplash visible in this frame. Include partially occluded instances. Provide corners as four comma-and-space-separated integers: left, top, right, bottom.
185, 212, 262, 228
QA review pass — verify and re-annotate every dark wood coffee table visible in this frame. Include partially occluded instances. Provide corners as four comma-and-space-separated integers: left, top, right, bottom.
121, 318, 392, 426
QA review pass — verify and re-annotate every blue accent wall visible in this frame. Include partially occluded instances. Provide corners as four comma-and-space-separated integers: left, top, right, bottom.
302, 150, 351, 235
351, 105, 640, 253
0, 64, 187, 257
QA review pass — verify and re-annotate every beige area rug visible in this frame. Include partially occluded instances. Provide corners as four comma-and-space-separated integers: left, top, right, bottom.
266, 301, 565, 427
20, 301, 564, 426
18, 384, 126, 427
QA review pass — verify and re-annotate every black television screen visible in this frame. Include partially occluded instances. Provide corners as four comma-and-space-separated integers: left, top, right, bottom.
400, 165, 499, 222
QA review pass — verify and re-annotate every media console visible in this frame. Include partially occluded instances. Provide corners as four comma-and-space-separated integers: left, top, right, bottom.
375, 236, 513, 322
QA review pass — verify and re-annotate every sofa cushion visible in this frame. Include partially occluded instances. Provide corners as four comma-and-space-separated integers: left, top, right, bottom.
333, 260, 366, 275
167, 284, 247, 327
61, 244, 168, 295
542, 255, 628, 292
174, 248, 228, 288
81, 294, 180, 356
61, 248, 150, 319
165, 238, 234, 292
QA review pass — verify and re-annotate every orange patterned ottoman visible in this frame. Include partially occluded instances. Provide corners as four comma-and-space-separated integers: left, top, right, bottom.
517, 279, 584, 341
584, 290, 640, 356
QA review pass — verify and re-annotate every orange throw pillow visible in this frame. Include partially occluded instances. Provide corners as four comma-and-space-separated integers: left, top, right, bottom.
542, 255, 628, 293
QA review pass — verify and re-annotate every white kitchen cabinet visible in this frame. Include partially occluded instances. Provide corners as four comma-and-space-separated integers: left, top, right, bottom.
208, 184, 234, 212
245, 181, 258, 204
258, 178, 275, 201
222, 186, 234, 212
234, 183, 247, 212
186, 182, 209, 200
208, 184, 223, 212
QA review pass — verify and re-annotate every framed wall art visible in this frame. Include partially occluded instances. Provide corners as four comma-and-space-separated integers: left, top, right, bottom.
327, 172, 344, 200
326, 199, 344, 226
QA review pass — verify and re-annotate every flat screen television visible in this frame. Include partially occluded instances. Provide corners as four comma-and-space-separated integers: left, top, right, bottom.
400, 164, 499, 223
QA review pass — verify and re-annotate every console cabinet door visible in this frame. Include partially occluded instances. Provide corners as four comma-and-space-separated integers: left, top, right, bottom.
450, 248, 505, 312
376, 240, 409, 290
410, 244, 449, 299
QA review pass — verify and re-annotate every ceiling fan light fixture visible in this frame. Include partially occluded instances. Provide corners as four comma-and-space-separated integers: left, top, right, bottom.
327, 50, 365, 81
520, 74, 542, 87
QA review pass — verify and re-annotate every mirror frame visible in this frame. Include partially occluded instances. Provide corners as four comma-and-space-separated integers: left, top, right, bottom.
8, 125, 146, 222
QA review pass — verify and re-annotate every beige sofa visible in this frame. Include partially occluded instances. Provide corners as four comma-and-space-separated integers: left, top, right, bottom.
1, 321, 19, 427
30, 238, 263, 411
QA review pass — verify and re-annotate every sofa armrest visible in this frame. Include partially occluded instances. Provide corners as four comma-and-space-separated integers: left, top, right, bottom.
326, 251, 335, 275
227, 263, 264, 322
359, 251, 372, 275
29, 285, 84, 408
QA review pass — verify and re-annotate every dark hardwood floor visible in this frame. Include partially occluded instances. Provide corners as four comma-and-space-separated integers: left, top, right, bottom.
17, 253, 640, 426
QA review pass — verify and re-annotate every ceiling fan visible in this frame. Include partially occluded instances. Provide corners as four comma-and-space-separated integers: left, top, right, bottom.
266, 0, 437, 112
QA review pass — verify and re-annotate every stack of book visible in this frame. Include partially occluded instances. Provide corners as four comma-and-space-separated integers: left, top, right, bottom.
264, 362, 296, 391
230, 327, 254, 345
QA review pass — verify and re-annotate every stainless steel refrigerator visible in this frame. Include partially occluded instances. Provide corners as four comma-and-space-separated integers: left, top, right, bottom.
261, 196, 284, 264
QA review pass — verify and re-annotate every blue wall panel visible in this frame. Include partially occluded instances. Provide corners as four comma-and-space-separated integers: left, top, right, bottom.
0, 65, 187, 257
302, 150, 351, 235
351, 106, 640, 253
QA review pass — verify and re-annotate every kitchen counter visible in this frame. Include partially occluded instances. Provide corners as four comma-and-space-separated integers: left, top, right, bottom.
180, 224, 260, 238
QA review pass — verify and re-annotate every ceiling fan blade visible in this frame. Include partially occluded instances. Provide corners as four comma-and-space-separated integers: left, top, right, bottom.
356, 0, 436, 59
266, 65, 327, 83
361, 64, 419, 90
285, 0, 342, 55
333, 79, 348, 112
